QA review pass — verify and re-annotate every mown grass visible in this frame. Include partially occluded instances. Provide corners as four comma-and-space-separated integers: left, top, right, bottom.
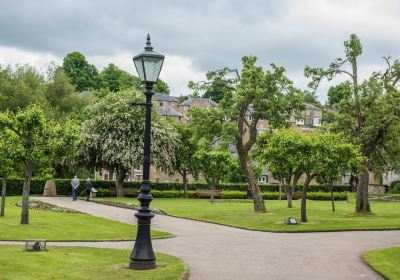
363, 247, 400, 280
94, 196, 400, 232
0, 197, 172, 241
0, 245, 187, 280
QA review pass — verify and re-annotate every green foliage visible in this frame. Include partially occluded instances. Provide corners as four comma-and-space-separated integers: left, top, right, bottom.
44, 67, 87, 117
0, 65, 46, 112
99, 63, 141, 92
256, 129, 361, 186
193, 150, 232, 186
171, 120, 198, 180
62, 52, 99, 92
153, 79, 170, 94
305, 33, 400, 175
327, 82, 352, 105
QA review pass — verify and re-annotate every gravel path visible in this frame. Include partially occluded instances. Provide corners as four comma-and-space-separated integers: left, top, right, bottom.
4, 197, 399, 280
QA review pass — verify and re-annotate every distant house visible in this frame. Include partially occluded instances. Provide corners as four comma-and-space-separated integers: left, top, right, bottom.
292, 103, 322, 128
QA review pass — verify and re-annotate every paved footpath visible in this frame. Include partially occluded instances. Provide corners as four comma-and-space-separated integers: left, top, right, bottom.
5, 197, 400, 280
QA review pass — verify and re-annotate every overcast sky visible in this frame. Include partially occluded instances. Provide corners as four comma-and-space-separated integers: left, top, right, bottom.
1, 0, 399, 102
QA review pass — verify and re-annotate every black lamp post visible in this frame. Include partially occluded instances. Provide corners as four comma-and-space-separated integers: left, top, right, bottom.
129, 34, 164, 270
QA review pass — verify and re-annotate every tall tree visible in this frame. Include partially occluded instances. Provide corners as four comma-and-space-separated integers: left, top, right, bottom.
0, 65, 46, 112
62, 52, 99, 92
0, 105, 76, 224
189, 56, 304, 213
305, 34, 400, 212
45, 67, 86, 117
99, 63, 141, 92
79, 89, 178, 197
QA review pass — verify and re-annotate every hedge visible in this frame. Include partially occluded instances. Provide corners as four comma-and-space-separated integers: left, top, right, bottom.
93, 188, 347, 201
3, 178, 353, 196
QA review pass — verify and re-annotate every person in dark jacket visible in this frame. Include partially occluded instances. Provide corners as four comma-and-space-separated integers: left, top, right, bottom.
83, 178, 93, 202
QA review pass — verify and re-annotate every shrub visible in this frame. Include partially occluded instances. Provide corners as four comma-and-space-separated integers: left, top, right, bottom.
389, 180, 400, 194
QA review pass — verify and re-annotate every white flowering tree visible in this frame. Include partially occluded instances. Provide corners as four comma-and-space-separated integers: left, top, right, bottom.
79, 89, 178, 197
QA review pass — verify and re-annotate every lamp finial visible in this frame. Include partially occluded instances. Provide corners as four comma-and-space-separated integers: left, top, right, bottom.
145, 34, 153, 51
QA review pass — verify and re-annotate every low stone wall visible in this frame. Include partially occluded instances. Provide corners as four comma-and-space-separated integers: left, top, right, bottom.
368, 184, 385, 194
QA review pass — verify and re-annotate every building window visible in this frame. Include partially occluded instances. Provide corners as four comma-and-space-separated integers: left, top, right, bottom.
313, 117, 321, 127
104, 173, 109, 180
159, 101, 164, 107
258, 175, 268, 183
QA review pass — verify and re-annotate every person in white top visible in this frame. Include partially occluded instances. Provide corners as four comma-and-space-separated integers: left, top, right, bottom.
71, 175, 80, 201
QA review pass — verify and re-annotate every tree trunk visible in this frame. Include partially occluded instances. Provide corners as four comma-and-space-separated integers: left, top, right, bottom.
287, 185, 293, 208
301, 175, 313, 223
1, 175, 7, 217
356, 170, 370, 212
183, 170, 188, 199
116, 166, 126, 198
238, 150, 266, 212
330, 185, 335, 212
278, 180, 282, 201
20, 161, 33, 224
210, 180, 215, 204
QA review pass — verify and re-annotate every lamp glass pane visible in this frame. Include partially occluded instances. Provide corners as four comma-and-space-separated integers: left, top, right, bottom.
142, 56, 164, 82
133, 57, 145, 81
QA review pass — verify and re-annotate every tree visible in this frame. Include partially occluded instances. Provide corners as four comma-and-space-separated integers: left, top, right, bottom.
79, 89, 178, 197
305, 34, 400, 213
99, 63, 141, 93
153, 79, 170, 94
45, 67, 86, 118
0, 130, 20, 217
62, 52, 99, 92
0, 105, 75, 224
255, 129, 306, 208
327, 82, 352, 105
189, 56, 304, 213
193, 150, 232, 203
314, 134, 361, 212
0, 65, 46, 112
256, 129, 361, 221
171, 121, 198, 198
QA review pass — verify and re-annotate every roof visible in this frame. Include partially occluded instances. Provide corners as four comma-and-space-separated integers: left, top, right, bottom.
306, 103, 323, 111
79, 91, 93, 98
160, 107, 184, 118
153, 93, 178, 102
181, 97, 218, 107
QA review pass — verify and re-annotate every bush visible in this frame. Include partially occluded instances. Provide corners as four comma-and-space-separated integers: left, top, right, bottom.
389, 180, 400, 194
2, 178, 353, 196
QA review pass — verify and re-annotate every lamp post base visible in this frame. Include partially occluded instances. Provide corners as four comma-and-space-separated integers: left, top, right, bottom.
129, 260, 156, 270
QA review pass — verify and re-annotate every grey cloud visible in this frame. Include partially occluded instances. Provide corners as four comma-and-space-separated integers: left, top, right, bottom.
1, 0, 400, 100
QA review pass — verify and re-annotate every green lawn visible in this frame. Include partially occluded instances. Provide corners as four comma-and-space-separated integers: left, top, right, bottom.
94, 196, 400, 232
0, 197, 171, 241
363, 247, 400, 280
0, 245, 187, 280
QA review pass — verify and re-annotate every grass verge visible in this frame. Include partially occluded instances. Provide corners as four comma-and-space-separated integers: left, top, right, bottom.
93, 196, 400, 232
0, 197, 172, 241
0, 245, 188, 280
363, 247, 400, 280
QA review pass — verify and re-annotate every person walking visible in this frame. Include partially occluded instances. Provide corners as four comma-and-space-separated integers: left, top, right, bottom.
84, 178, 93, 202
71, 175, 80, 201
